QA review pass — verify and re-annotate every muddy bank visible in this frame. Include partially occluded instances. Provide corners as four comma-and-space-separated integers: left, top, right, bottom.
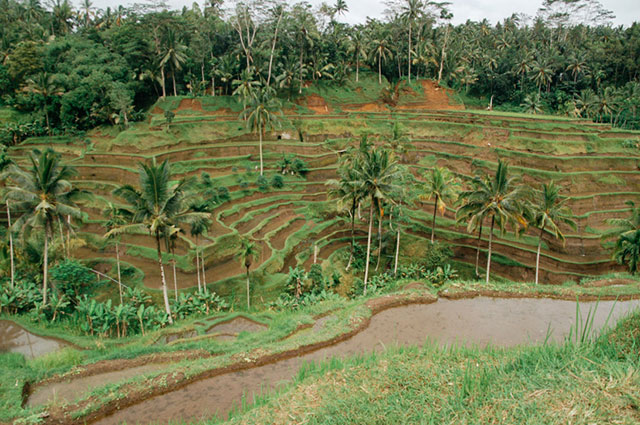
0, 320, 71, 359
91, 296, 639, 425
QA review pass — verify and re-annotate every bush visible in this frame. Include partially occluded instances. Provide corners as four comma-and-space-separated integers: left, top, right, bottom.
424, 242, 453, 270
50, 259, 97, 300
256, 175, 269, 192
271, 174, 284, 188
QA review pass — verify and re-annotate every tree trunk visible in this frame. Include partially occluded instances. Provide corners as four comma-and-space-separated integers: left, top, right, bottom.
196, 236, 201, 292
267, 11, 283, 87
6, 201, 14, 289
475, 224, 483, 277
66, 215, 71, 258
116, 240, 122, 304
201, 62, 205, 84
246, 268, 250, 309
438, 26, 450, 84
378, 52, 382, 85
408, 22, 412, 83
155, 232, 173, 323
376, 206, 383, 271
172, 71, 177, 97
44, 103, 51, 136
356, 56, 359, 82
535, 226, 545, 285
485, 216, 495, 284
172, 247, 178, 301
212, 76, 215, 96
42, 232, 49, 306
394, 228, 400, 276
161, 67, 166, 99
299, 44, 304, 94
431, 195, 438, 243
259, 124, 264, 175
201, 248, 207, 293
363, 199, 374, 295
346, 198, 356, 271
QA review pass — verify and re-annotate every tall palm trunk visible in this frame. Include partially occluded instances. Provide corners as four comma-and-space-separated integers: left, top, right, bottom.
161, 67, 166, 99
376, 207, 383, 271
363, 198, 374, 295
115, 240, 122, 304
394, 227, 400, 276
431, 195, 438, 243
195, 236, 201, 292
299, 45, 304, 94
485, 216, 495, 284
201, 249, 207, 293
6, 201, 14, 289
475, 225, 483, 277
267, 11, 283, 87
408, 22, 412, 83
378, 52, 382, 84
438, 26, 450, 84
42, 231, 49, 306
535, 226, 545, 285
356, 56, 360, 82
172, 70, 177, 97
346, 198, 356, 271
155, 231, 173, 323
171, 246, 178, 301
259, 124, 264, 175
246, 267, 250, 309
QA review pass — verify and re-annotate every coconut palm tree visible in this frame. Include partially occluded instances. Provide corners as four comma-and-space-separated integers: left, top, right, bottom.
460, 161, 528, 284
399, 0, 424, 83
23, 72, 64, 135
233, 68, 261, 116
604, 201, 640, 274
346, 28, 367, 82
327, 158, 364, 270
102, 202, 130, 304
529, 182, 576, 284
241, 87, 282, 176
160, 28, 188, 97
457, 178, 486, 278
370, 36, 393, 85
420, 166, 460, 243
334, 0, 349, 17
1, 149, 82, 305
238, 238, 258, 309
108, 159, 205, 323
355, 147, 402, 293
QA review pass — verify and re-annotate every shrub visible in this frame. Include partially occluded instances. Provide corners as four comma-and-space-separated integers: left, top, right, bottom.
164, 110, 175, 124
256, 175, 269, 192
271, 174, 284, 188
50, 259, 97, 300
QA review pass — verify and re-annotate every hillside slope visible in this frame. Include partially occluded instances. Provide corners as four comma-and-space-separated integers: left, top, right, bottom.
8, 76, 640, 300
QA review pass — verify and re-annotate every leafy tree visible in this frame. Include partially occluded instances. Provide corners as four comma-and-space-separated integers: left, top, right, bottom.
23, 72, 63, 135
605, 202, 640, 274
1, 149, 82, 305
420, 166, 460, 243
241, 87, 282, 176
238, 238, 259, 309
529, 182, 576, 284
108, 159, 205, 323
460, 161, 528, 284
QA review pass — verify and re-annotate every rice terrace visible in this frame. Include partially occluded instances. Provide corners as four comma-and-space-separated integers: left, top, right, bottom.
1, 0, 640, 424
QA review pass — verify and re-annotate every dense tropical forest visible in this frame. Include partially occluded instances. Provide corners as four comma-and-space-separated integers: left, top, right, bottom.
1, 0, 640, 143
1, 0, 640, 424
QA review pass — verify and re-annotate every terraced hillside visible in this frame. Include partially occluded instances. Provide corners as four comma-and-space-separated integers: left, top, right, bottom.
7, 77, 640, 301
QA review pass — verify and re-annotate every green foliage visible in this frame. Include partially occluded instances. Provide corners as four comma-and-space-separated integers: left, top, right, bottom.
276, 154, 309, 177
0, 281, 42, 314
49, 259, 97, 300
271, 174, 284, 188
164, 110, 176, 124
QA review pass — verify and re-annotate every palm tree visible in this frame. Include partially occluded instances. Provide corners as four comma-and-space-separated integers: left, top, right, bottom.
521, 94, 544, 115
355, 147, 402, 293
0, 152, 15, 289
241, 88, 282, 176
460, 161, 528, 284
604, 202, 640, 274
108, 159, 204, 323
530, 59, 553, 94
529, 182, 576, 285
102, 202, 130, 304
457, 178, 486, 278
23, 72, 63, 135
327, 159, 364, 270
334, 0, 349, 17
189, 214, 211, 293
420, 167, 460, 243
1, 149, 82, 305
232, 68, 261, 116
160, 28, 188, 97
370, 37, 393, 85
400, 0, 424, 83
347, 29, 368, 82
238, 238, 258, 309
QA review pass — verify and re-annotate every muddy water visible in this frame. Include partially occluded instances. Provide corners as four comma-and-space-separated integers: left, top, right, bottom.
0, 320, 69, 359
94, 297, 640, 425
29, 364, 167, 406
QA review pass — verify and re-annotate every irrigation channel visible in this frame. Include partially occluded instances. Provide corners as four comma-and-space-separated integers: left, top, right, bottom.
84, 296, 640, 425
0, 320, 70, 359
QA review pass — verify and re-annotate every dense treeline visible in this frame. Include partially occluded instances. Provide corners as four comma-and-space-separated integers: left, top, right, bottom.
0, 0, 639, 137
